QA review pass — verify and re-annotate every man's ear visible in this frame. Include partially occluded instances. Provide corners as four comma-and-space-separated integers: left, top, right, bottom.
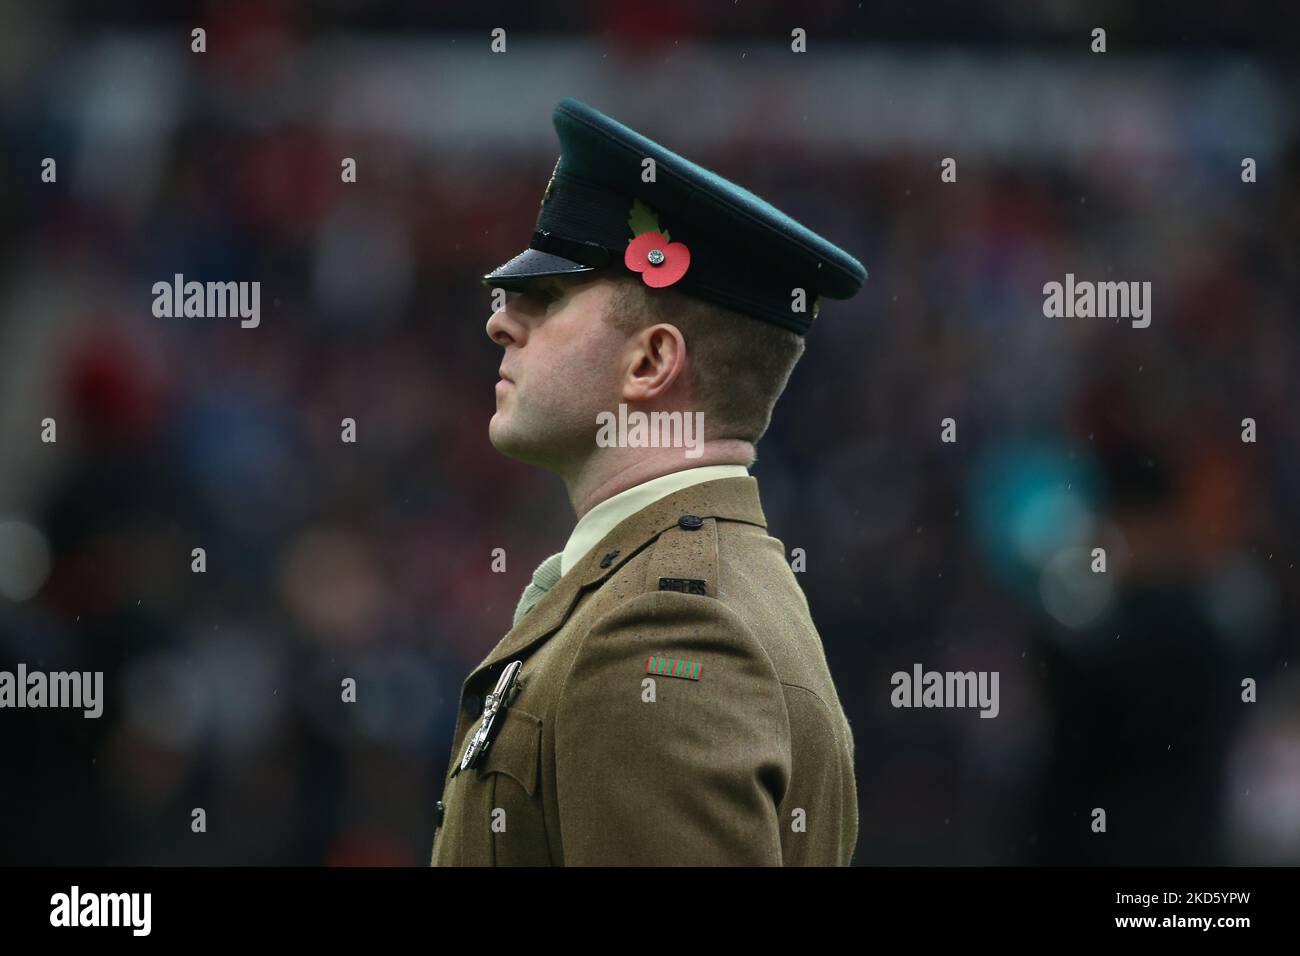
622, 323, 688, 402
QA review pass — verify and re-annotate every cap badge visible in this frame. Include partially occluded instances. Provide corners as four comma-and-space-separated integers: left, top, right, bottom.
539, 156, 561, 209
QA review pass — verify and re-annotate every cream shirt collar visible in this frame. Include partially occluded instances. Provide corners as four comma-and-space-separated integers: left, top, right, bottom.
560, 464, 750, 577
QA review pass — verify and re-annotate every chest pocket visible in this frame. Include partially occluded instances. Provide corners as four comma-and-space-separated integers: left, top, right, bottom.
467, 706, 550, 865
474, 706, 541, 796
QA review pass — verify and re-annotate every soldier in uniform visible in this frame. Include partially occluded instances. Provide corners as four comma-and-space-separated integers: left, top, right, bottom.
431, 97, 867, 866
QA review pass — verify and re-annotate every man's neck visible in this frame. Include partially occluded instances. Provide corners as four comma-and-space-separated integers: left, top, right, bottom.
564, 441, 755, 520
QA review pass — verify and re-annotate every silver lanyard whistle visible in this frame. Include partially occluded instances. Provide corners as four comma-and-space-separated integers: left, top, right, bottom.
454, 660, 523, 776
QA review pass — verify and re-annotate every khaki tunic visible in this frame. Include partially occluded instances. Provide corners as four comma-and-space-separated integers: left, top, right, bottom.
429, 476, 858, 865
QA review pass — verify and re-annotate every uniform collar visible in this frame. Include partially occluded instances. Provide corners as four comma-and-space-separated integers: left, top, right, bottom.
560, 465, 750, 577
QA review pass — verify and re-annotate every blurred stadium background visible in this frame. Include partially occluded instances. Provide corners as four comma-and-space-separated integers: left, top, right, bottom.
0, 2, 1297, 865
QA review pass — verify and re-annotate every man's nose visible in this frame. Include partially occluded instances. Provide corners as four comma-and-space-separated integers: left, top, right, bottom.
486, 304, 525, 348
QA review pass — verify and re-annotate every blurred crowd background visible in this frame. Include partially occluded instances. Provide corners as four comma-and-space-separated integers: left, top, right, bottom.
0, 1, 1297, 865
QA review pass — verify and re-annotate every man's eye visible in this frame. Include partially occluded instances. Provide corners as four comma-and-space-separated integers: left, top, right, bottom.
503, 284, 560, 306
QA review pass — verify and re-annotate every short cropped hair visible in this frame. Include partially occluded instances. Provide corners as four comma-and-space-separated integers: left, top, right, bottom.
602, 273, 806, 444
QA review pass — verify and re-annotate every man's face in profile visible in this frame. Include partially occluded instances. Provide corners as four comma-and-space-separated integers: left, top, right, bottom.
485, 273, 629, 472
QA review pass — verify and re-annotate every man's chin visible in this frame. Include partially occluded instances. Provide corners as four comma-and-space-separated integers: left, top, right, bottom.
488, 417, 586, 473
488, 419, 547, 467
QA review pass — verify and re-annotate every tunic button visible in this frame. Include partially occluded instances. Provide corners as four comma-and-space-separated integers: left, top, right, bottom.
435, 800, 445, 827
678, 514, 703, 529
463, 694, 483, 718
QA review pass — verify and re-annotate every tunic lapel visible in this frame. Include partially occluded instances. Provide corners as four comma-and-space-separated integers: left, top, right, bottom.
466, 476, 768, 684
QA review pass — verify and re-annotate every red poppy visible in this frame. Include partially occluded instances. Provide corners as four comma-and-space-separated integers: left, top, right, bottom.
624, 231, 691, 288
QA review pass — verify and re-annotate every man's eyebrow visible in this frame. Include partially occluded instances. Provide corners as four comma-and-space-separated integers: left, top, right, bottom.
506, 280, 551, 298
533, 277, 569, 296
